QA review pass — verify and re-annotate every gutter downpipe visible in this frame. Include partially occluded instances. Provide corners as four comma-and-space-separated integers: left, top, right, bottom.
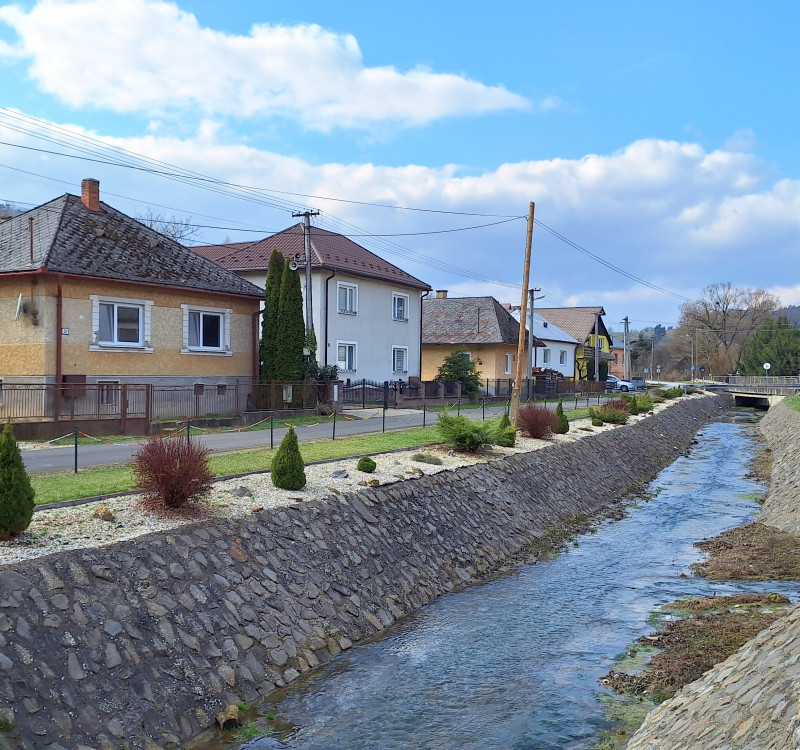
55, 274, 63, 422
323, 270, 336, 366
419, 289, 430, 379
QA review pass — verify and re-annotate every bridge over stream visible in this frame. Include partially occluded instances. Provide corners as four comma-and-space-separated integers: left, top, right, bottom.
702, 375, 800, 409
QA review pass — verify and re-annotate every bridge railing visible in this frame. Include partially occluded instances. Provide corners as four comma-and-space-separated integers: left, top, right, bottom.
711, 375, 800, 387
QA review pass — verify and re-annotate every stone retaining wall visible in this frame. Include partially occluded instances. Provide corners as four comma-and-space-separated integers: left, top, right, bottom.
0, 396, 726, 750
627, 399, 800, 750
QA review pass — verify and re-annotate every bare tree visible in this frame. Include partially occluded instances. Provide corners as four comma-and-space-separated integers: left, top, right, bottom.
136, 207, 203, 244
677, 282, 780, 375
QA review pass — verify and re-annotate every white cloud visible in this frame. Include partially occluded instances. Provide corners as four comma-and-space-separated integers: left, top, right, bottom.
2, 113, 799, 327
0, 0, 531, 130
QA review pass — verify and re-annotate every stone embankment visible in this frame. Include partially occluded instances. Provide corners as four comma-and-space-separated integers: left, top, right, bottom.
627, 399, 800, 750
0, 395, 726, 750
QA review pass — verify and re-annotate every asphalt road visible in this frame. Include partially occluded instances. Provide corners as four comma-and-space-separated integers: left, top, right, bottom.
21, 395, 612, 474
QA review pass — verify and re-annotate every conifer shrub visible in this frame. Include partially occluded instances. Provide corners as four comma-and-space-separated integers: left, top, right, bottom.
662, 387, 685, 399
555, 400, 569, 434
271, 426, 306, 490
132, 436, 213, 510
357, 456, 377, 473
628, 396, 640, 415
589, 406, 629, 425
637, 392, 654, 412
411, 452, 443, 465
591, 417, 604, 427
437, 413, 492, 451
0, 421, 35, 539
517, 405, 560, 439
493, 412, 516, 447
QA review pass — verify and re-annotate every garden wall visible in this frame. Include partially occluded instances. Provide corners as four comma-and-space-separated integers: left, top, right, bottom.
0, 395, 727, 749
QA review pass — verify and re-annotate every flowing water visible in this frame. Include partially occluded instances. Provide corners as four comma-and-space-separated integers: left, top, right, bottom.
220, 416, 798, 750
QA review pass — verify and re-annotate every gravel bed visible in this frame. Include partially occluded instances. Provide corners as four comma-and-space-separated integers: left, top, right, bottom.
0, 406, 673, 567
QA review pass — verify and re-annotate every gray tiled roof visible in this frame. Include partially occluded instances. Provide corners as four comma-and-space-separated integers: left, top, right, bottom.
194, 223, 430, 291
0, 194, 262, 298
536, 306, 610, 344
422, 296, 533, 345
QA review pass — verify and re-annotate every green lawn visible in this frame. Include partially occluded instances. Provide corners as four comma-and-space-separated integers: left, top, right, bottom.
784, 395, 800, 413
30, 408, 593, 507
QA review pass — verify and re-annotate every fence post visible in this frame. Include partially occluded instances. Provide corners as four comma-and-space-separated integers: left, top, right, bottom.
456, 399, 460, 416
362, 378, 366, 410
270, 415, 274, 450
73, 425, 78, 474
383, 381, 389, 410
332, 410, 336, 440
186, 421, 191, 445
423, 403, 426, 428
482, 400, 485, 420
382, 405, 386, 433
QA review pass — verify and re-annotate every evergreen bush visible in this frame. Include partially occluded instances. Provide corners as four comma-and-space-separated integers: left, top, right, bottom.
494, 412, 516, 446
132, 436, 213, 510
271, 426, 306, 490
357, 456, 377, 473
0, 421, 35, 539
434, 347, 482, 399
555, 400, 569, 434
411, 452, 443, 465
437, 413, 492, 451
260, 249, 284, 380
591, 417, 604, 427
517, 405, 560, 439
275, 262, 306, 381
637, 392, 654, 412
589, 406, 629, 425
628, 396, 640, 415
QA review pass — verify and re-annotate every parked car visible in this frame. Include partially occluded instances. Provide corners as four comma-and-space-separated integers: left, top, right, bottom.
606, 374, 636, 392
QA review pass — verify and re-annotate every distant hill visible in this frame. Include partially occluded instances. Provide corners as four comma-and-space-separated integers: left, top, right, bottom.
0, 203, 23, 221
777, 307, 800, 328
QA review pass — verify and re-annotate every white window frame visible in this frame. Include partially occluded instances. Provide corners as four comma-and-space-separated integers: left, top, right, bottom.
337, 282, 358, 315
505, 353, 513, 374
392, 292, 409, 322
181, 304, 232, 355
542, 348, 550, 364
559, 350, 567, 365
90, 295, 153, 352
337, 341, 357, 372
392, 346, 409, 374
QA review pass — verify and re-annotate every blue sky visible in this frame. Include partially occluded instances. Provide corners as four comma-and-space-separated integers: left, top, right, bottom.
1, 0, 799, 330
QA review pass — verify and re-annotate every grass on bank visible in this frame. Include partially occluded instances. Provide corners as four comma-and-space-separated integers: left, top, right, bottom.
30, 406, 596, 507
784, 394, 800, 413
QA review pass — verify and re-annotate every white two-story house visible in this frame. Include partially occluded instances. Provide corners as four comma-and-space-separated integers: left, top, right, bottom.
194, 224, 431, 383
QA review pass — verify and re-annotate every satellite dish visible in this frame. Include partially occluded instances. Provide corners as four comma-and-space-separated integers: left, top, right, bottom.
15, 293, 25, 320
288, 260, 299, 271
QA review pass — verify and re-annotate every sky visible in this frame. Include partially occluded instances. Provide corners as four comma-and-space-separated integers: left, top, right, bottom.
1, 0, 799, 330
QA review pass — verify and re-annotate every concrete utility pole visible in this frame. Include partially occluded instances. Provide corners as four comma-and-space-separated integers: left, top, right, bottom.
528, 287, 542, 377
594, 312, 600, 381
622, 316, 630, 380
292, 210, 319, 333
510, 202, 535, 426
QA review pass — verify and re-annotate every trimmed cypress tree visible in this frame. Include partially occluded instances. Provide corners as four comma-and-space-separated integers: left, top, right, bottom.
494, 412, 516, 447
260, 249, 285, 381
555, 400, 569, 434
271, 426, 306, 490
275, 261, 306, 381
0, 421, 35, 539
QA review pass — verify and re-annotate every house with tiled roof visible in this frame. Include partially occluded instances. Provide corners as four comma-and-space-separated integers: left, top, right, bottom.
421, 292, 541, 382
0, 179, 263, 426
507, 308, 580, 377
535, 306, 614, 380
194, 224, 431, 382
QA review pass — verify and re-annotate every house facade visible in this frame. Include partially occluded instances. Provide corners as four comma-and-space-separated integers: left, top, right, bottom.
535, 306, 614, 380
194, 225, 430, 383
530, 314, 579, 377
421, 292, 535, 381
0, 179, 263, 424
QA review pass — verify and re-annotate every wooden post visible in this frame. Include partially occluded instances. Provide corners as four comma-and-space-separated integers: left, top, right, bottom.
510, 202, 535, 426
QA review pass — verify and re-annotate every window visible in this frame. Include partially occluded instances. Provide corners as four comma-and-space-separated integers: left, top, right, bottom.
393, 347, 408, 374
337, 342, 357, 372
392, 293, 409, 321
90, 295, 153, 351
461, 351, 472, 361
337, 283, 358, 314
542, 349, 550, 364
559, 350, 567, 365
181, 305, 232, 355
505, 353, 513, 374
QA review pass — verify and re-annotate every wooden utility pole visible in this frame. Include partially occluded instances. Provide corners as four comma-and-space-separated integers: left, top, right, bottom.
510, 202, 535, 425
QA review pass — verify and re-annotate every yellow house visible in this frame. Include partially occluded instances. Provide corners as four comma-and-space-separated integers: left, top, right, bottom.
421, 292, 534, 384
0, 179, 263, 433
536, 306, 614, 380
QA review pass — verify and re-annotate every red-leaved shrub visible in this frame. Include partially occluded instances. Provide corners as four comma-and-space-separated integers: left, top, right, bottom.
605, 398, 631, 412
517, 405, 560, 439
132, 437, 214, 510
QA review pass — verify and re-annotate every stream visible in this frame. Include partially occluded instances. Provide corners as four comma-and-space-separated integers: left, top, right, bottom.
217, 414, 798, 750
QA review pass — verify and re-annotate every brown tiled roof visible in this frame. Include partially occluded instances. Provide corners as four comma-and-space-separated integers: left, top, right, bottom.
0, 193, 263, 298
422, 296, 533, 345
536, 306, 610, 344
193, 224, 430, 290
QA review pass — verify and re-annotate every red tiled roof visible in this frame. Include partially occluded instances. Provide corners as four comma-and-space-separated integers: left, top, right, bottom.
193, 224, 430, 290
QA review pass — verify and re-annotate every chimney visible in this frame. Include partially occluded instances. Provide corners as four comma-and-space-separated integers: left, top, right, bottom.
435, 289, 448, 299
81, 178, 100, 211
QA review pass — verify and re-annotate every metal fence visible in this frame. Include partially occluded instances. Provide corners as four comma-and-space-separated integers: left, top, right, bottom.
0, 380, 339, 424
712, 375, 800, 387
479, 378, 606, 399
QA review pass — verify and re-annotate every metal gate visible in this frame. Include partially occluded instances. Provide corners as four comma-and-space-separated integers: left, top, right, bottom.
341, 379, 396, 408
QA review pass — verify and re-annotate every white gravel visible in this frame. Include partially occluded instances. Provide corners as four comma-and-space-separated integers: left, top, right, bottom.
1, 401, 683, 567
